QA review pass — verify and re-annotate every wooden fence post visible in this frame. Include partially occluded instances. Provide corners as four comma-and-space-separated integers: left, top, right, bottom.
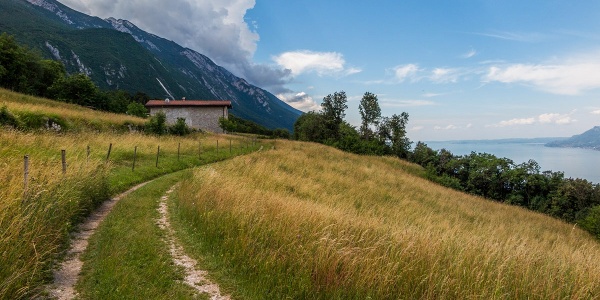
132, 146, 137, 171
87, 145, 90, 163
24, 155, 29, 192
61, 150, 66, 175
178, 142, 181, 161
156, 145, 160, 167
229, 139, 232, 154
106, 143, 112, 162
198, 141, 202, 159
217, 140, 219, 153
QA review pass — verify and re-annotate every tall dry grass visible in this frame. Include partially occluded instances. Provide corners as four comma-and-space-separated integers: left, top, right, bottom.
174, 140, 600, 299
0, 130, 109, 299
0, 88, 146, 130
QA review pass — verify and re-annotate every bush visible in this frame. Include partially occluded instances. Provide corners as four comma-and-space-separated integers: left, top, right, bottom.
0, 105, 21, 128
145, 112, 167, 135
579, 205, 600, 239
169, 117, 191, 136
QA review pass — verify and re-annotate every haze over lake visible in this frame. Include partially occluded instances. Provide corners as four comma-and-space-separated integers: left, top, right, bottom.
426, 140, 600, 184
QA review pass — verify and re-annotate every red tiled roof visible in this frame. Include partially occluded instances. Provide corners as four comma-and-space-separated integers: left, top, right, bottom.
145, 100, 232, 108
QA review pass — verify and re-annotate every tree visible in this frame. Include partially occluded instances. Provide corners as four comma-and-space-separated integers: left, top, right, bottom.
0, 33, 42, 94
126, 102, 148, 118
48, 73, 98, 107
410, 141, 437, 167
293, 111, 328, 142
379, 112, 411, 158
358, 92, 381, 140
320, 91, 348, 139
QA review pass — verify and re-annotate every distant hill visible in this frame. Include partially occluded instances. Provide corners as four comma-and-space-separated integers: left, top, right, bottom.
546, 126, 600, 150
0, 0, 301, 131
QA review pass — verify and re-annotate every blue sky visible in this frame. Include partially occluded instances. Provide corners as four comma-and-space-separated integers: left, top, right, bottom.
60, 0, 600, 141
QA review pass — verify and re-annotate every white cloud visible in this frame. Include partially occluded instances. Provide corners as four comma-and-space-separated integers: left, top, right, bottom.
484, 51, 600, 95
276, 92, 320, 112
488, 112, 576, 127
591, 110, 600, 115
461, 49, 477, 59
474, 31, 549, 42
422, 92, 444, 98
411, 126, 425, 131
380, 99, 435, 107
538, 113, 575, 125
430, 68, 461, 83
273, 50, 360, 77
434, 125, 458, 130
495, 118, 536, 127
392, 64, 420, 82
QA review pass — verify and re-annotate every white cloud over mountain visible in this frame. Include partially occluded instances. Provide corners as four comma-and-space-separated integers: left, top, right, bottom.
273, 50, 360, 77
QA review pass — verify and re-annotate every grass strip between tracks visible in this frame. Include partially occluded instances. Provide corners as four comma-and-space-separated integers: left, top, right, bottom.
76, 170, 209, 299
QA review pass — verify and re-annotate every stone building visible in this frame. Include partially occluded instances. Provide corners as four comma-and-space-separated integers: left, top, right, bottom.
145, 99, 232, 133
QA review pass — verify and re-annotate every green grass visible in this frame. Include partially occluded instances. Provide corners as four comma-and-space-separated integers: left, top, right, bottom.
76, 170, 208, 299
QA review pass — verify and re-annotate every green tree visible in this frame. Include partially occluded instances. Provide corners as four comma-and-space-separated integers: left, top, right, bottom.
410, 141, 437, 167
34, 59, 66, 98
0, 33, 42, 94
320, 91, 348, 140
126, 102, 148, 118
48, 73, 98, 107
272, 128, 291, 139
379, 112, 411, 158
358, 92, 381, 140
579, 205, 600, 239
293, 111, 328, 142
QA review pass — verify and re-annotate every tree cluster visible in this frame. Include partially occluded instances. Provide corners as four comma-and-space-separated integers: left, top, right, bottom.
409, 142, 600, 239
219, 114, 291, 139
294, 91, 411, 157
0, 33, 149, 117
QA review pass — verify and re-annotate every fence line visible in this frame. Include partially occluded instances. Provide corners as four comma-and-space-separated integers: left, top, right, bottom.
18, 137, 262, 194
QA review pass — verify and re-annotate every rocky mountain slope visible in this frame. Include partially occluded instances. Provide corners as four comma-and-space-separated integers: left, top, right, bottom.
0, 0, 301, 131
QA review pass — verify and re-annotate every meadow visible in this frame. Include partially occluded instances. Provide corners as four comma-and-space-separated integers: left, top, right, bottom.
0, 88, 262, 299
172, 140, 600, 299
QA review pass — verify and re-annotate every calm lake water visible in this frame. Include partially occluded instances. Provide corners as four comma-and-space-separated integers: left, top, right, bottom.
425, 141, 600, 184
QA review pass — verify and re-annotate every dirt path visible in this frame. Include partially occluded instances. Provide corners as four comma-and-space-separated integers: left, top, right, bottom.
157, 186, 230, 300
47, 181, 151, 300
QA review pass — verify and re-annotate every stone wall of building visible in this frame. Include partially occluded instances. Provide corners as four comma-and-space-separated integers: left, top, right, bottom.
149, 106, 228, 133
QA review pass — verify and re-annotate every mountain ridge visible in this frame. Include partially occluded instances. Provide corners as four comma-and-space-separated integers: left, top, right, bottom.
1, 0, 301, 131
546, 126, 600, 150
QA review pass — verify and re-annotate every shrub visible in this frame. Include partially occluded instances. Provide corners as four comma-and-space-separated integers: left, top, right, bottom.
145, 111, 167, 135
169, 117, 191, 136
0, 105, 21, 128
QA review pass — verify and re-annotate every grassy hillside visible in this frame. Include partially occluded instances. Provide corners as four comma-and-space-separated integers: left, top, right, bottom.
0, 89, 265, 299
172, 140, 600, 299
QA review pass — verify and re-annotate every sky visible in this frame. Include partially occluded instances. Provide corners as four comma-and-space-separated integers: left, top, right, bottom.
58, 0, 600, 141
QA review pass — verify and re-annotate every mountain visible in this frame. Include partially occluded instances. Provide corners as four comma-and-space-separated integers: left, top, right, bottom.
0, 0, 301, 131
546, 126, 600, 150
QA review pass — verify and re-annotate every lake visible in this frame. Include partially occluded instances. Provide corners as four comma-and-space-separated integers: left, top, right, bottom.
425, 140, 600, 184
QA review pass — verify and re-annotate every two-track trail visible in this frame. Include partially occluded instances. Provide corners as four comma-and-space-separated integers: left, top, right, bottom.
48, 181, 152, 299
47, 178, 229, 299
